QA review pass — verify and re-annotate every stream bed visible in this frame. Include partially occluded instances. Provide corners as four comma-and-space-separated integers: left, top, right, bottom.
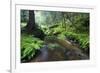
30, 44, 89, 62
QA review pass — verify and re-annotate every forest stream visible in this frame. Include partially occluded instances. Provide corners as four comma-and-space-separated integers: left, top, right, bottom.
30, 38, 89, 62
21, 10, 90, 63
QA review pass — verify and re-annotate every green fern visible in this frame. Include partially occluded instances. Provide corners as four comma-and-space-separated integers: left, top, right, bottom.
21, 34, 44, 62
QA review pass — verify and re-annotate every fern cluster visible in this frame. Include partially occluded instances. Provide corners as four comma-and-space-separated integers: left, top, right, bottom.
21, 34, 44, 62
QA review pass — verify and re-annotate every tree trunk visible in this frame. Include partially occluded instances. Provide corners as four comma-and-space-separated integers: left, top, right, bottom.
24, 10, 45, 40
25, 10, 36, 34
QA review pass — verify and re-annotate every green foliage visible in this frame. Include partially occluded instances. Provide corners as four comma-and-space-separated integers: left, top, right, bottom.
49, 25, 64, 35
43, 20, 89, 52
64, 32, 89, 49
21, 34, 44, 62
71, 13, 89, 32
21, 10, 90, 61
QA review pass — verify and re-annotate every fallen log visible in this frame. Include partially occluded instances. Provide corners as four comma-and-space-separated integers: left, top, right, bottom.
44, 36, 89, 60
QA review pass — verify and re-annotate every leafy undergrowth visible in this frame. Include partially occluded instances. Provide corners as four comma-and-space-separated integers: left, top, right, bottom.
21, 34, 44, 62
44, 24, 89, 54
64, 32, 89, 53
